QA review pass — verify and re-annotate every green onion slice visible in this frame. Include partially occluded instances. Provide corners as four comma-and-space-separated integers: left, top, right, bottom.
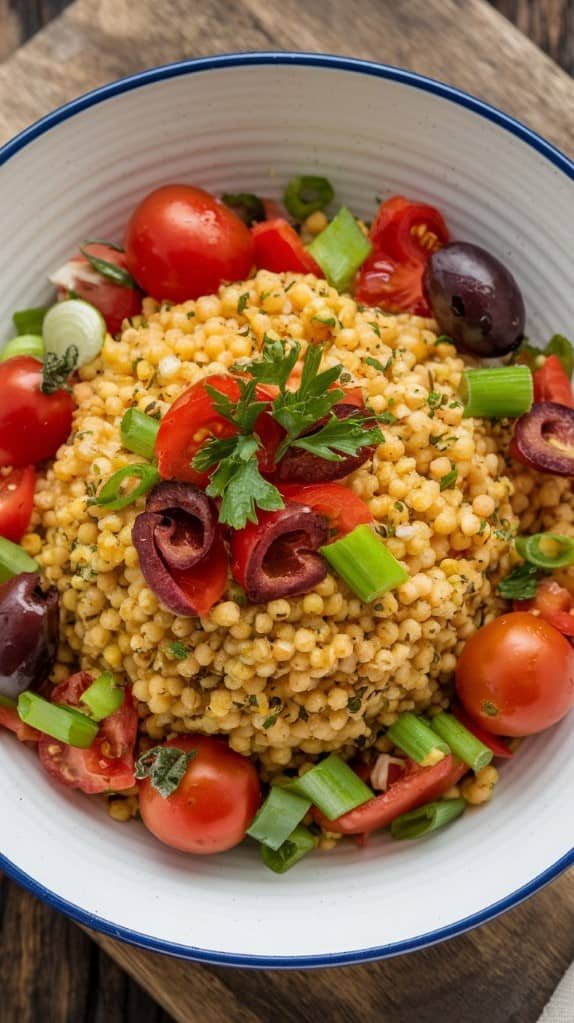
120, 408, 160, 460
95, 464, 160, 511
221, 192, 266, 226
545, 334, 574, 378
1, 334, 44, 362
261, 825, 318, 873
283, 175, 334, 222
80, 672, 125, 721
247, 785, 311, 851
307, 207, 371, 290
387, 712, 450, 767
0, 537, 39, 584
320, 524, 409, 603
290, 753, 372, 820
390, 797, 466, 840
515, 532, 574, 570
43, 299, 106, 368
17, 692, 99, 748
13, 306, 50, 336
430, 712, 492, 773
460, 366, 533, 419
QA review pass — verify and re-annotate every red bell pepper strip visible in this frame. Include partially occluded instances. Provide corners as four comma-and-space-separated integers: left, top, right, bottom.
312, 754, 467, 835
252, 218, 323, 275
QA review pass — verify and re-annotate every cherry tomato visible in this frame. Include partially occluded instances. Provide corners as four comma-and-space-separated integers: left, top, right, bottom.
0, 466, 35, 541
369, 195, 449, 265
277, 482, 372, 539
0, 357, 74, 468
355, 195, 449, 314
455, 612, 574, 736
313, 755, 467, 835
451, 703, 513, 758
38, 671, 138, 794
533, 354, 574, 407
52, 243, 141, 335
251, 218, 323, 275
155, 375, 282, 486
138, 735, 261, 854
171, 530, 228, 617
515, 578, 574, 637
0, 702, 40, 742
125, 185, 254, 303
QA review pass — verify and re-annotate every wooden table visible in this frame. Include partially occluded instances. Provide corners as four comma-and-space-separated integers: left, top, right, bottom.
1, 2, 573, 1021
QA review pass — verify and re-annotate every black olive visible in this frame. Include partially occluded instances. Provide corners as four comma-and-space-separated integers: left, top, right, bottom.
0, 572, 59, 699
423, 242, 525, 357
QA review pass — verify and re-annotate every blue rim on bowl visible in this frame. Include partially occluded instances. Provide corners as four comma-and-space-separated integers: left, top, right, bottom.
1, 51, 573, 968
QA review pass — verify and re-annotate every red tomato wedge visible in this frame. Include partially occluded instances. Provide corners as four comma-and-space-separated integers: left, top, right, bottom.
0, 465, 35, 541
0, 357, 74, 469
0, 702, 40, 742
51, 243, 141, 335
452, 703, 513, 758
171, 530, 228, 618
277, 482, 372, 539
38, 671, 138, 794
515, 578, 574, 637
355, 256, 430, 315
313, 755, 467, 835
252, 218, 323, 275
155, 375, 282, 486
533, 355, 574, 407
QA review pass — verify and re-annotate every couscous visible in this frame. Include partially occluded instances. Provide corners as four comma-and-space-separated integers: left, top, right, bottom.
1, 180, 573, 871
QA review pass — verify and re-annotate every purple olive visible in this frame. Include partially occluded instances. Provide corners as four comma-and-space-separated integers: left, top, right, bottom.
511, 402, 574, 477
234, 502, 328, 603
423, 242, 525, 357
0, 572, 59, 699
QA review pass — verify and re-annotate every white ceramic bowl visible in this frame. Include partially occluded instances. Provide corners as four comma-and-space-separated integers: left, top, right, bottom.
1, 53, 573, 967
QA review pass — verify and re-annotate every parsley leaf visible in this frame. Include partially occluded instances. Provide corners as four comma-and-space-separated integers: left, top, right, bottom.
498, 563, 543, 600
205, 378, 269, 433
41, 344, 79, 394
233, 336, 301, 390
204, 436, 283, 529
365, 355, 387, 373
439, 466, 458, 491
237, 292, 249, 314
292, 413, 383, 461
135, 746, 197, 798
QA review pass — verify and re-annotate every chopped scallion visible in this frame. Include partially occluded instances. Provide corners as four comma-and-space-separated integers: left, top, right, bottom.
290, 753, 372, 820
460, 366, 533, 419
320, 524, 409, 603
261, 825, 317, 873
391, 798, 466, 840
42, 299, 106, 368
515, 532, 574, 570
13, 306, 50, 336
17, 692, 99, 748
283, 175, 334, 221
430, 712, 492, 773
386, 712, 449, 767
95, 464, 160, 511
1, 334, 44, 362
80, 672, 125, 721
307, 207, 371, 290
0, 537, 38, 584
247, 785, 311, 850
120, 408, 160, 460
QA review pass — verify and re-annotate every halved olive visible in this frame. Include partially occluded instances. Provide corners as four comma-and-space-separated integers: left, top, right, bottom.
0, 572, 59, 699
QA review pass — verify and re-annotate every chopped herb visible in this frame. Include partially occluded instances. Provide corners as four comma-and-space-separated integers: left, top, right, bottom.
365, 355, 387, 373
237, 292, 249, 314
434, 334, 454, 346
263, 714, 278, 729
186, 311, 195, 319
248, 695, 259, 707
369, 322, 381, 338
479, 519, 488, 534
430, 433, 455, 450
260, 290, 271, 303
284, 280, 296, 293
41, 345, 78, 394
311, 315, 337, 327
80, 244, 138, 289
291, 413, 383, 462
135, 746, 197, 798
170, 641, 188, 660
498, 563, 543, 600
347, 686, 368, 713
439, 466, 458, 491
222, 192, 266, 226
298, 706, 309, 721
394, 501, 405, 512
378, 411, 397, 425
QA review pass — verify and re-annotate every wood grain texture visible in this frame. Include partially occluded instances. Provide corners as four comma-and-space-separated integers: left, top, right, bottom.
1, 2, 574, 1022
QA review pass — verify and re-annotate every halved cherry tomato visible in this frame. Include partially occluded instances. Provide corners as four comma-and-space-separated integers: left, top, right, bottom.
38, 671, 138, 794
452, 703, 513, 758
456, 612, 574, 736
125, 185, 255, 303
369, 195, 449, 265
533, 354, 574, 407
0, 702, 40, 743
171, 530, 228, 617
155, 375, 282, 486
277, 482, 372, 539
515, 578, 574, 637
51, 243, 141, 335
138, 735, 261, 854
0, 357, 74, 468
0, 466, 35, 541
251, 218, 323, 275
313, 755, 467, 835
355, 256, 430, 315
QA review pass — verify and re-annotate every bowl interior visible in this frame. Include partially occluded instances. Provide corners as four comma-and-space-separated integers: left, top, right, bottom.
1, 56, 573, 965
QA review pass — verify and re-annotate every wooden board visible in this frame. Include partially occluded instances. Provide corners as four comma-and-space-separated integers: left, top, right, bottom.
1, 1, 573, 1021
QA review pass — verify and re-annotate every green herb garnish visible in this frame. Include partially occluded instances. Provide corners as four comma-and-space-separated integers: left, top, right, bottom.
135, 746, 197, 798
497, 563, 543, 600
